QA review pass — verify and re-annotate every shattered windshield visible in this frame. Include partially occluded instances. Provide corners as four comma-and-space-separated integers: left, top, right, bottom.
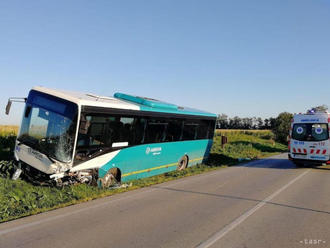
18, 90, 78, 163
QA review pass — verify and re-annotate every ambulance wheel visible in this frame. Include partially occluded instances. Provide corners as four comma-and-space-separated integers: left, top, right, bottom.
177, 156, 188, 171
293, 161, 304, 167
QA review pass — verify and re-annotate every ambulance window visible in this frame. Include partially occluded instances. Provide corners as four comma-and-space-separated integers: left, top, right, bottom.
292, 124, 307, 140
312, 124, 328, 141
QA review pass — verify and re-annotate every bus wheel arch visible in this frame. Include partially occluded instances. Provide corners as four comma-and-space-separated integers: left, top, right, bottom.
98, 167, 121, 188
177, 155, 189, 171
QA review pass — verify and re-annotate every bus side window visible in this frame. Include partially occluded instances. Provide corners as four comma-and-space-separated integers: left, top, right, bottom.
182, 120, 198, 141
207, 120, 216, 139
166, 119, 182, 142
108, 117, 124, 143
120, 117, 134, 144
132, 118, 146, 145
85, 116, 107, 146
144, 119, 168, 143
197, 120, 208, 139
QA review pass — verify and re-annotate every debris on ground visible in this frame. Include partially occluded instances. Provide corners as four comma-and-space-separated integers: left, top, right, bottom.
109, 182, 133, 189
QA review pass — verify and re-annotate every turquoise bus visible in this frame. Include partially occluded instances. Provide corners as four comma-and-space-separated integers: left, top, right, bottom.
7, 87, 217, 187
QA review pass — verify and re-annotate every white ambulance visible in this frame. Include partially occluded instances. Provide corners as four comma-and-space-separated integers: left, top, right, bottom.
289, 110, 330, 166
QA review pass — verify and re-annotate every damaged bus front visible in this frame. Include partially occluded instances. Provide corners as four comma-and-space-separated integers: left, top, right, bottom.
11, 89, 83, 185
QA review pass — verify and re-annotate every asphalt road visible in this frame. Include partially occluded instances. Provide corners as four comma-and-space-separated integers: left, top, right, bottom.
1, 153, 330, 248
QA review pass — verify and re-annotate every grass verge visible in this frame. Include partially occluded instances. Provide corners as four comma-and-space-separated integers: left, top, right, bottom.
0, 129, 287, 223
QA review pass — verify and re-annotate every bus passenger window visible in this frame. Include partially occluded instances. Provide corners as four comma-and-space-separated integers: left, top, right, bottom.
144, 119, 168, 143
107, 117, 124, 143
120, 117, 134, 144
182, 121, 198, 141
166, 119, 183, 142
207, 120, 216, 139
197, 120, 209, 139
131, 118, 146, 145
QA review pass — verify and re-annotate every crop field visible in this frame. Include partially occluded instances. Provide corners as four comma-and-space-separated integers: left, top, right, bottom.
0, 125, 19, 135
0, 126, 287, 222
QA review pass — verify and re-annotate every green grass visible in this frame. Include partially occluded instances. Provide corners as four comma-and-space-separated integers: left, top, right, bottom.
210, 130, 285, 164
0, 128, 287, 223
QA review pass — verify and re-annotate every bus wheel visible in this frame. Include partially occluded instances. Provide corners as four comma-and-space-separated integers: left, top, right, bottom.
177, 156, 188, 171
98, 168, 121, 188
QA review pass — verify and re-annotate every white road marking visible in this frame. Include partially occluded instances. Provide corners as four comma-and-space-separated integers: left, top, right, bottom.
196, 169, 311, 248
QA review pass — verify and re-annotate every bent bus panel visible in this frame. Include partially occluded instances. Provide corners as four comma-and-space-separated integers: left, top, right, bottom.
289, 112, 330, 165
13, 86, 216, 186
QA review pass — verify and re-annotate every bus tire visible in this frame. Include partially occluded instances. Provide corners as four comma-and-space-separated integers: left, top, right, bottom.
98, 168, 121, 188
177, 155, 188, 171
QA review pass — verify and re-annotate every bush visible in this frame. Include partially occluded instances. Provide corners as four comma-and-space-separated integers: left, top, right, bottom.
0, 135, 16, 160
272, 112, 293, 144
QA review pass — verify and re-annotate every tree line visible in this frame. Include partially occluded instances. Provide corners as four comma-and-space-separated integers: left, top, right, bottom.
216, 112, 293, 144
216, 114, 276, 130
216, 105, 328, 144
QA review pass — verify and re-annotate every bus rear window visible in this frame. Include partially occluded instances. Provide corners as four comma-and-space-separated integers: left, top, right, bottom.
292, 123, 328, 141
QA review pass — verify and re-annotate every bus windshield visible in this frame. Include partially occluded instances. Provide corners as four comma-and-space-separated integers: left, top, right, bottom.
292, 123, 329, 141
18, 90, 78, 163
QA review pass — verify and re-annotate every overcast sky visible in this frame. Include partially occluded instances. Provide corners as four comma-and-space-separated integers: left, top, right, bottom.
0, 0, 329, 125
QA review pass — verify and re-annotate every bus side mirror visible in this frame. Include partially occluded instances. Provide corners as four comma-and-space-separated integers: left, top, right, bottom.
5, 97, 27, 115
5, 100, 12, 115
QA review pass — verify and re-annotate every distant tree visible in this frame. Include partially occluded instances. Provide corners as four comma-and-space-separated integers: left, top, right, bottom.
241, 117, 252, 129
269, 117, 276, 130
229, 116, 242, 129
264, 119, 270, 129
216, 114, 281, 130
251, 117, 257, 129
257, 117, 263, 129
216, 114, 229, 129
272, 112, 293, 144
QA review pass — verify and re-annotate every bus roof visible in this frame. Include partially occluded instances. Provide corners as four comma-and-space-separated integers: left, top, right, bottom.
32, 86, 217, 118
